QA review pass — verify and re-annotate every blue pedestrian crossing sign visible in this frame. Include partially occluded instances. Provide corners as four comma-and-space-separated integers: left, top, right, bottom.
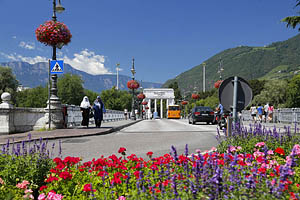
50, 60, 64, 74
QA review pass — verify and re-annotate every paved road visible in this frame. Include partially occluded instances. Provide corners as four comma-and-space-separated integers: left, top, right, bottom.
54, 119, 219, 162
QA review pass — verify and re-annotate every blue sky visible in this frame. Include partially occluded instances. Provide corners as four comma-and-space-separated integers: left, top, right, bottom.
0, 0, 299, 84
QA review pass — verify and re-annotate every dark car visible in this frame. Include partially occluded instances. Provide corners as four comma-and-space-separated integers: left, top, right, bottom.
188, 106, 215, 125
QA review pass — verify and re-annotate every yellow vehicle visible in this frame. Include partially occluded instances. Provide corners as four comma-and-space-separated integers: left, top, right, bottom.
167, 105, 181, 119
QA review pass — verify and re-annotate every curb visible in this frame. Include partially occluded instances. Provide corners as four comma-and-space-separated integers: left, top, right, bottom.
0, 120, 142, 145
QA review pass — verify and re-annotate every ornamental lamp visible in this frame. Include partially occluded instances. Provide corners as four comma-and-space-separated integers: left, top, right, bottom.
56, 0, 65, 13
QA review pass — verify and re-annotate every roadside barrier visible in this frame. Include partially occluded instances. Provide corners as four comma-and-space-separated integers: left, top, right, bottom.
64, 105, 125, 127
241, 108, 300, 124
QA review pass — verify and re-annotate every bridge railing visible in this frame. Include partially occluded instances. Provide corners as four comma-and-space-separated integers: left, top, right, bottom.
241, 108, 300, 124
64, 105, 125, 128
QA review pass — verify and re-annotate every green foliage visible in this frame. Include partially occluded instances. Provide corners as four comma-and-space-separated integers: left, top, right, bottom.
282, 0, 300, 31
0, 66, 19, 104
15, 86, 48, 108
100, 87, 131, 110
286, 74, 300, 107
248, 79, 266, 96
57, 73, 85, 105
167, 81, 182, 104
252, 79, 288, 108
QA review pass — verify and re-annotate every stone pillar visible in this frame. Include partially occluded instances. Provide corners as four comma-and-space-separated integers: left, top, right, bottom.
0, 92, 15, 134
148, 99, 151, 119
166, 99, 169, 118
160, 99, 163, 118
154, 99, 157, 112
45, 98, 64, 129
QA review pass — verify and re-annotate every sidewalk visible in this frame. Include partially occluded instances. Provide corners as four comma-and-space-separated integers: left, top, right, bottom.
0, 119, 141, 145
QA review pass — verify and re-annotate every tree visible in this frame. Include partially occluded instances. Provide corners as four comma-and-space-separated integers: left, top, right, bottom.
282, 0, 300, 31
252, 80, 287, 108
16, 86, 48, 108
248, 79, 266, 96
168, 81, 182, 104
286, 74, 300, 107
0, 66, 19, 103
100, 87, 131, 110
57, 73, 85, 105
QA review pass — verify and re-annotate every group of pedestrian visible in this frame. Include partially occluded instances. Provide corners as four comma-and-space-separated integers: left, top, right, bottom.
80, 96, 106, 128
250, 103, 274, 123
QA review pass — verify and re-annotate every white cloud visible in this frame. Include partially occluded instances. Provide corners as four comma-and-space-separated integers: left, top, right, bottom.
1, 49, 112, 75
0, 52, 47, 64
63, 49, 111, 75
19, 41, 35, 50
12, 36, 17, 39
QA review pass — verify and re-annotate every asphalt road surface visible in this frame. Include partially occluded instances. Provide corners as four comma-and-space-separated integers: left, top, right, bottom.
55, 119, 220, 162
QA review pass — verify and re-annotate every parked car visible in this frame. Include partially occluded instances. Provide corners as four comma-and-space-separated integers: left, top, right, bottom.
188, 106, 215, 125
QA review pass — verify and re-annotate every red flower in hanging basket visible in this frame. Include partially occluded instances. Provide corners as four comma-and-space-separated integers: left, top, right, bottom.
191, 93, 200, 99
181, 101, 188, 105
145, 106, 149, 109
141, 101, 148, 105
137, 93, 146, 99
127, 80, 140, 89
142, 110, 145, 112
35, 20, 72, 47
214, 80, 223, 89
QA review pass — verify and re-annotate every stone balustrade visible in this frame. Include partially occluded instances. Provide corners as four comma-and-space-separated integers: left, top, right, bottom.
0, 92, 125, 135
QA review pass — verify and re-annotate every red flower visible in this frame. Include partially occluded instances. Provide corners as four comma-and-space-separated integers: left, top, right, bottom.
83, 184, 96, 192
39, 185, 48, 191
147, 151, 153, 158
274, 147, 285, 156
58, 171, 72, 180
118, 147, 127, 155
134, 171, 140, 179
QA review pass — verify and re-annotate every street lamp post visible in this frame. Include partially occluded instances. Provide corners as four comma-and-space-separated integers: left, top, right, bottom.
116, 63, 120, 90
130, 58, 136, 120
202, 62, 206, 93
48, 0, 65, 129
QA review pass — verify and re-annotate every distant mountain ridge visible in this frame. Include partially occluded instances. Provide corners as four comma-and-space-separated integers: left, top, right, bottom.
0, 61, 162, 92
163, 34, 300, 92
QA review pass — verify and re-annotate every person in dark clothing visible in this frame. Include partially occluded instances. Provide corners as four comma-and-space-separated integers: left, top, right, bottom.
80, 96, 91, 128
93, 96, 106, 128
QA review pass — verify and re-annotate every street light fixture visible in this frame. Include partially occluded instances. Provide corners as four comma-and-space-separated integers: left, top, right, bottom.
130, 58, 136, 120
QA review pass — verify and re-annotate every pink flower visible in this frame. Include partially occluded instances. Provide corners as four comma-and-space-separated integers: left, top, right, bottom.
195, 149, 201, 153
255, 142, 265, 148
38, 193, 46, 200
23, 194, 34, 199
47, 191, 63, 200
210, 147, 217, 152
16, 180, 29, 189
0, 177, 4, 185
267, 150, 274, 155
236, 146, 242, 151
292, 144, 300, 155
117, 196, 126, 200
25, 189, 33, 194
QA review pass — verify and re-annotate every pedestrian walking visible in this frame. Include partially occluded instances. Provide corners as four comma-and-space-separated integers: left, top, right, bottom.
257, 104, 264, 123
93, 96, 106, 128
80, 96, 91, 128
250, 104, 257, 122
264, 103, 269, 123
268, 104, 274, 122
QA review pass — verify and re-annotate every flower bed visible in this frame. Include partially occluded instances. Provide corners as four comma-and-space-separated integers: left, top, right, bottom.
1, 123, 300, 199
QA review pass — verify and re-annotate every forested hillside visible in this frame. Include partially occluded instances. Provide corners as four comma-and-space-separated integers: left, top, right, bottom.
163, 34, 300, 92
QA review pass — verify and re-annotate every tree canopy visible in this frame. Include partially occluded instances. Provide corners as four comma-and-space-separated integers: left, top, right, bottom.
0, 66, 19, 103
100, 87, 131, 111
282, 0, 300, 31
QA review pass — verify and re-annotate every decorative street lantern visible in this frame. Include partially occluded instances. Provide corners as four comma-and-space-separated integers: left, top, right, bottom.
137, 93, 145, 100
191, 93, 200, 100
214, 80, 223, 89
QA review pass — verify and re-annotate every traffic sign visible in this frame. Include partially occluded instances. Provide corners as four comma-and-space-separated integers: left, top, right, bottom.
219, 76, 252, 112
50, 60, 64, 74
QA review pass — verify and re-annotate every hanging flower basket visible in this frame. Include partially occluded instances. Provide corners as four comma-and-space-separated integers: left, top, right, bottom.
191, 93, 200, 99
145, 106, 149, 109
181, 101, 188, 105
127, 80, 140, 90
141, 101, 148, 105
137, 93, 146, 100
35, 20, 72, 47
214, 80, 223, 89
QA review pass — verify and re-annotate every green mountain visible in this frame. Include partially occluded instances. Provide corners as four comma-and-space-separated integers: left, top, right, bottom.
163, 34, 300, 92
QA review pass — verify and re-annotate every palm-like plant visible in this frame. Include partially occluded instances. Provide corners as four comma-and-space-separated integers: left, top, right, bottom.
282, 0, 300, 30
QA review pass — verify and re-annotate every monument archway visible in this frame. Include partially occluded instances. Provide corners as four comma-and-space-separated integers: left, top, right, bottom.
143, 88, 175, 119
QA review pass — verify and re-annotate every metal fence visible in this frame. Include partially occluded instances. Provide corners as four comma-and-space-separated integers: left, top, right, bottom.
241, 108, 300, 124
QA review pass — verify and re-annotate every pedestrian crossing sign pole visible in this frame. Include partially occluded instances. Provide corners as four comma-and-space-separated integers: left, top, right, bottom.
50, 60, 64, 74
